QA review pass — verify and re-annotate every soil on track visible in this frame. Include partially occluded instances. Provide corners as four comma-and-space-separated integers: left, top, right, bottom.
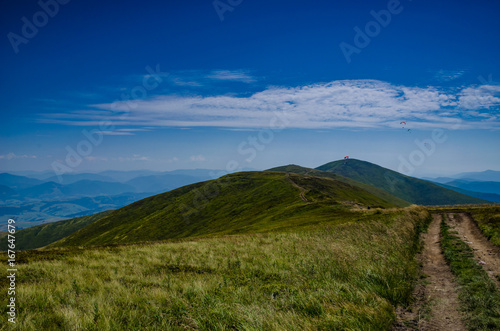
446, 212, 500, 289
393, 214, 466, 330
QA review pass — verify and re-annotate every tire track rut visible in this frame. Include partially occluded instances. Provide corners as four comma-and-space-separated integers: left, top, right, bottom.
394, 214, 466, 330
446, 212, 500, 289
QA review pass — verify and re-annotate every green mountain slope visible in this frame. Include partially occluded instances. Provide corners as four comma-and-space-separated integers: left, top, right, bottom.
0, 210, 112, 251
268, 164, 411, 207
316, 159, 490, 205
49, 171, 396, 248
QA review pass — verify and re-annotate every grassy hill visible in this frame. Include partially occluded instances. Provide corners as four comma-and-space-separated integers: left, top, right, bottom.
49, 171, 396, 248
5, 206, 430, 330
268, 164, 411, 207
316, 159, 490, 205
0, 210, 112, 251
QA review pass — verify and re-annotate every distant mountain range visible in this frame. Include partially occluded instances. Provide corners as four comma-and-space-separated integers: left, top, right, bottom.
422, 170, 500, 202
0, 169, 220, 230
0, 173, 45, 190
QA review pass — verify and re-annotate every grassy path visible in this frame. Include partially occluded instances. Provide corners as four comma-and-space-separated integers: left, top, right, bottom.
419, 214, 466, 330
394, 214, 466, 330
446, 212, 500, 289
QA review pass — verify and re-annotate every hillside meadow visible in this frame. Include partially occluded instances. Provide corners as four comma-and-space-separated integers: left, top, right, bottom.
1, 206, 430, 330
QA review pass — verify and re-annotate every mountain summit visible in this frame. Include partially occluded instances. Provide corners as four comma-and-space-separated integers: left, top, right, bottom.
315, 159, 489, 205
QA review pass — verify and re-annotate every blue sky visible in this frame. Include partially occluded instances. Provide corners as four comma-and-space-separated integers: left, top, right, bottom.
1, 0, 499, 177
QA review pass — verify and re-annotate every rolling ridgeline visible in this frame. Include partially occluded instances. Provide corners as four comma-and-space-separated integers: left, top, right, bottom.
3, 159, 497, 330
3, 159, 490, 250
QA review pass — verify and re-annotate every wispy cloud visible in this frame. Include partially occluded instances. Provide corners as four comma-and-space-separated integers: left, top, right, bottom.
84, 156, 108, 161
0, 153, 37, 160
206, 70, 256, 83
434, 69, 466, 82
190, 154, 206, 162
116, 155, 151, 162
99, 131, 135, 136
39, 80, 500, 130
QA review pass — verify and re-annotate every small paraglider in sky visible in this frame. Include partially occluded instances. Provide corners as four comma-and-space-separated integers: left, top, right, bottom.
400, 121, 406, 128
344, 156, 349, 164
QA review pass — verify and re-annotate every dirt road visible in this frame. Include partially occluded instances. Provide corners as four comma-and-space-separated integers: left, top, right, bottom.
446, 212, 500, 289
394, 214, 466, 330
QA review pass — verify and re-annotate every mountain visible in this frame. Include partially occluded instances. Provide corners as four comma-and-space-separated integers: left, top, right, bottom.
315, 159, 490, 205
63, 180, 136, 196
443, 180, 500, 195
4, 170, 55, 180
421, 176, 457, 184
125, 173, 211, 193
0, 210, 112, 250
433, 182, 500, 203
44, 173, 117, 185
18, 180, 137, 199
18, 181, 65, 199
0, 173, 45, 190
96, 170, 161, 182
454, 170, 500, 182
0, 185, 17, 197
268, 164, 410, 207
48, 171, 396, 248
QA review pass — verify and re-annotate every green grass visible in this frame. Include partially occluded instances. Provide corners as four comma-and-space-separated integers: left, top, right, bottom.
1, 207, 430, 330
0, 211, 113, 251
48, 171, 398, 248
440, 214, 500, 330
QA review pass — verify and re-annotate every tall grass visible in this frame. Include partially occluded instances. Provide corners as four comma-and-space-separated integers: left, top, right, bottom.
1, 207, 429, 330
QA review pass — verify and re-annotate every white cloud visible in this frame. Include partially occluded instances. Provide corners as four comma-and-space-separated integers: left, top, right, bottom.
99, 131, 135, 136
458, 85, 500, 110
206, 70, 256, 83
116, 155, 151, 162
190, 155, 206, 162
434, 69, 465, 82
0, 153, 37, 160
39, 80, 500, 130
84, 156, 108, 162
